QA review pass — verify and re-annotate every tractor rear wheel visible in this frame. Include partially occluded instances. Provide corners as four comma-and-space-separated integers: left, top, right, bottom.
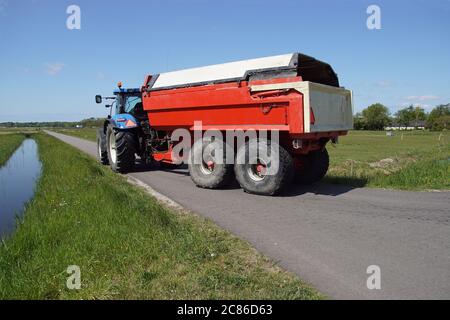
294, 148, 329, 184
106, 125, 136, 173
188, 139, 234, 189
234, 139, 294, 196
96, 128, 109, 165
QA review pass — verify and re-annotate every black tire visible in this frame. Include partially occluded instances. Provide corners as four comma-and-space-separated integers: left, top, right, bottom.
188, 139, 234, 189
234, 139, 294, 196
294, 148, 329, 184
106, 125, 136, 173
96, 128, 109, 165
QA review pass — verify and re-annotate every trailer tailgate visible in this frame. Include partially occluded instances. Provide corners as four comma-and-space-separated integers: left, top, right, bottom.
250, 81, 353, 133
299, 81, 353, 133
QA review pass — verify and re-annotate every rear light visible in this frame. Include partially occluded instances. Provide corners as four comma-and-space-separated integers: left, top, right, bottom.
310, 107, 315, 125
125, 119, 136, 127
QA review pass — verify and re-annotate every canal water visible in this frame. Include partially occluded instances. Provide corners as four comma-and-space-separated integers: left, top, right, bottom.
0, 139, 42, 238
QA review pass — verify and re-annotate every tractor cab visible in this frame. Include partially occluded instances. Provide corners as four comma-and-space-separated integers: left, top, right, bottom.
95, 83, 145, 130
113, 81, 145, 121
113, 88, 145, 120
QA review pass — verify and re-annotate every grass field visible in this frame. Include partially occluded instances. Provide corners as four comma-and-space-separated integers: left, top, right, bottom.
54, 128, 450, 191
0, 134, 25, 166
0, 133, 320, 299
326, 131, 449, 190
0, 128, 41, 134
53, 128, 98, 141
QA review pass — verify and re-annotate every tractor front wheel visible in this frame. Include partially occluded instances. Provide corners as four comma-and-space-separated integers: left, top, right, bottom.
96, 128, 109, 165
106, 125, 136, 173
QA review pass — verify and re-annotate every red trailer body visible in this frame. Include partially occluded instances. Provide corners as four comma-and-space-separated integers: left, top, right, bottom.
143, 77, 301, 132
141, 54, 353, 156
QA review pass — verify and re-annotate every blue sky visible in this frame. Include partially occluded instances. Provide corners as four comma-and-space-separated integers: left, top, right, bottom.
0, 0, 449, 122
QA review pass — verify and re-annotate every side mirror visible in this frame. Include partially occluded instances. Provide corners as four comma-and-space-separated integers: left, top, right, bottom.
95, 95, 102, 104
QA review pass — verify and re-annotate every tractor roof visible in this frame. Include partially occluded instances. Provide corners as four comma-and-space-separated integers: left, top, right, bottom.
113, 88, 141, 95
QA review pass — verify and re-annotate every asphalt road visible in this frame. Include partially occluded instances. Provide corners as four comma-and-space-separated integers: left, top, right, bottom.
46, 131, 450, 299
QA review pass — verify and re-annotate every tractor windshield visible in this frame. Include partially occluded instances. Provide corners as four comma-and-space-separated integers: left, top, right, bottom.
116, 94, 142, 115
124, 96, 142, 113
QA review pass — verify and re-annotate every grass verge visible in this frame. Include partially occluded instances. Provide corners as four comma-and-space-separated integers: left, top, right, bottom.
0, 134, 26, 166
0, 132, 321, 299
53, 128, 97, 141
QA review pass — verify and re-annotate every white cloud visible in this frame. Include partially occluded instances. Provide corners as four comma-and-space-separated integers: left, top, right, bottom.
404, 95, 439, 101
45, 62, 65, 75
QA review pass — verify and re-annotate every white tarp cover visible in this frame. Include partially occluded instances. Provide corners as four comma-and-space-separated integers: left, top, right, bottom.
152, 53, 295, 89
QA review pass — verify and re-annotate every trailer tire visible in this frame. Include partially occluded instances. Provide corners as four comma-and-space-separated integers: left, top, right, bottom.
106, 125, 136, 173
189, 139, 234, 189
96, 128, 109, 165
294, 148, 329, 184
234, 139, 293, 196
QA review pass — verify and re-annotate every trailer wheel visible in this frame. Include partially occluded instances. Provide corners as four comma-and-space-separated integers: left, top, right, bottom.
294, 148, 329, 184
106, 125, 136, 173
189, 139, 234, 189
96, 128, 109, 165
234, 139, 293, 196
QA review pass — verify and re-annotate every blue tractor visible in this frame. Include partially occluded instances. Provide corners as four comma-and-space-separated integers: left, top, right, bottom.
95, 85, 147, 173
96, 83, 178, 173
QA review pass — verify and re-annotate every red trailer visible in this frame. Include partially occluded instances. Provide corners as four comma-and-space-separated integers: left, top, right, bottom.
96, 53, 353, 195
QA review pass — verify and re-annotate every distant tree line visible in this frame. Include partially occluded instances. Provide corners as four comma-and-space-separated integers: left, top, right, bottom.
354, 103, 450, 131
79, 117, 105, 128
0, 117, 105, 128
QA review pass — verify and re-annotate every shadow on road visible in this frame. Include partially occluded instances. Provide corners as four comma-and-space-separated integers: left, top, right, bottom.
280, 182, 358, 197
127, 160, 191, 176
128, 160, 360, 196
159, 164, 190, 176
125, 160, 153, 173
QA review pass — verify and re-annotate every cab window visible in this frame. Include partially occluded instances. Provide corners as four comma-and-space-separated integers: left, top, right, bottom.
115, 95, 125, 114
124, 96, 142, 113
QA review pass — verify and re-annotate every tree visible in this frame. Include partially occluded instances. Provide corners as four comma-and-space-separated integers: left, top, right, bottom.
395, 105, 415, 127
412, 106, 427, 128
80, 117, 104, 128
395, 105, 427, 129
433, 115, 450, 131
361, 103, 391, 130
426, 104, 450, 131
353, 112, 366, 130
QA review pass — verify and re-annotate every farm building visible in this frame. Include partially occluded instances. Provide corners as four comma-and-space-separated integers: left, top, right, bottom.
385, 120, 426, 130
